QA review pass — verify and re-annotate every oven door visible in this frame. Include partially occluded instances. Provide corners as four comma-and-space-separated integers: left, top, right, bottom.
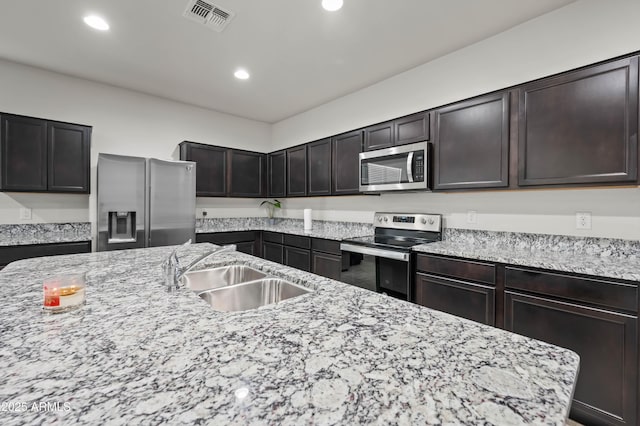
339, 243, 412, 300
359, 141, 428, 192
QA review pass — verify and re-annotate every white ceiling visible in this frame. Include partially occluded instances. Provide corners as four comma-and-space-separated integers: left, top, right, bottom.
0, 0, 575, 123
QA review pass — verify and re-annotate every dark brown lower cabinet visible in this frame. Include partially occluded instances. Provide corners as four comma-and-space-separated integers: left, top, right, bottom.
284, 246, 310, 272
311, 251, 341, 280
415, 272, 495, 326
262, 242, 284, 264
195, 231, 261, 257
0, 241, 92, 270
414, 254, 639, 426
311, 238, 342, 280
505, 291, 637, 426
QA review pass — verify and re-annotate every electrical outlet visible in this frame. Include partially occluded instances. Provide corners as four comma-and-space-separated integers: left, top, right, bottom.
19, 208, 32, 220
467, 210, 477, 224
576, 212, 592, 230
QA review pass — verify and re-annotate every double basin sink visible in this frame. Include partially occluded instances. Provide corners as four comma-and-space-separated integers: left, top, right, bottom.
181, 264, 312, 312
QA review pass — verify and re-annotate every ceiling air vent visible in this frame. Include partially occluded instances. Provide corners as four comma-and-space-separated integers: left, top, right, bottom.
183, 0, 235, 32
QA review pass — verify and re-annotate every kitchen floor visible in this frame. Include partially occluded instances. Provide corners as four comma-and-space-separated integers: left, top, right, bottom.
566, 419, 582, 425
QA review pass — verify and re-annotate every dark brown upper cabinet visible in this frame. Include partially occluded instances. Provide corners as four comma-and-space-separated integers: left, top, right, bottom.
268, 150, 286, 198
228, 149, 266, 197
48, 122, 91, 192
363, 121, 394, 151
180, 141, 227, 197
395, 111, 430, 146
286, 145, 307, 197
519, 56, 639, 186
363, 112, 430, 151
331, 130, 362, 195
434, 92, 510, 190
1, 113, 91, 193
307, 138, 331, 196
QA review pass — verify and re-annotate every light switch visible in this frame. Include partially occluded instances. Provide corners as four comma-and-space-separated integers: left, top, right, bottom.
20, 208, 32, 220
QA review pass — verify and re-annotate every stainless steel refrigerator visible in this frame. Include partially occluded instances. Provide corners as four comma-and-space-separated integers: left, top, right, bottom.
97, 153, 196, 251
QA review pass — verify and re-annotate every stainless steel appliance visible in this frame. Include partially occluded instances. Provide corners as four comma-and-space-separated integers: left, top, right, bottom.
340, 212, 442, 301
359, 141, 429, 192
97, 153, 196, 251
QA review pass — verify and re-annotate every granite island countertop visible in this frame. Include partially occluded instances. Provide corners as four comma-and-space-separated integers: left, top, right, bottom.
413, 229, 640, 282
0, 244, 578, 425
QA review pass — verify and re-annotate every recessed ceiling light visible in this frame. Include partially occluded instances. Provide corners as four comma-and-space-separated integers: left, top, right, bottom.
83, 15, 109, 31
322, 0, 343, 12
234, 69, 250, 80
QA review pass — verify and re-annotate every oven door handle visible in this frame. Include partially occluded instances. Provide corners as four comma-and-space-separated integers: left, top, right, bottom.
407, 151, 414, 183
340, 243, 410, 262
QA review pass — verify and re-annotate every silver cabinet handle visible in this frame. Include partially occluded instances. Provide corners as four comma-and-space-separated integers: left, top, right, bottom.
340, 243, 409, 261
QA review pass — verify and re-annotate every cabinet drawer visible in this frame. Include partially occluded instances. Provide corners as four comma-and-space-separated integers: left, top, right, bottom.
284, 234, 311, 250
416, 254, 495, 285
505, 267, 638, 313
311, 238, 341, 255
195, 231, 258, 245
262, 231, 283, 244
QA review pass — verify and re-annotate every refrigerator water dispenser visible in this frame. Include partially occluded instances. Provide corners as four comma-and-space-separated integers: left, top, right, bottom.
108, 211, 136, 243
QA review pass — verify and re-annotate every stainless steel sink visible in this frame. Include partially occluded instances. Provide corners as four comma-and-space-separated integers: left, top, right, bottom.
181, 265, 267, 292
199, 278, 312, 312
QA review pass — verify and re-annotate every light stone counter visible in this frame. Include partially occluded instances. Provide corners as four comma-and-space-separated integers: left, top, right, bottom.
0, 223, 91, 246
0, 244, 578, 425
413, 229, 640, 282
196, 217, 373, 241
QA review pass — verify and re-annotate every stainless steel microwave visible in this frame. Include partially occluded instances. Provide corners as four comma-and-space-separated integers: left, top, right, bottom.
359, 141, 429, 192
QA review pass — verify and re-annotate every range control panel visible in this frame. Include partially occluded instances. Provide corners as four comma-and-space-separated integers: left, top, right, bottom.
373, 212, 442, 232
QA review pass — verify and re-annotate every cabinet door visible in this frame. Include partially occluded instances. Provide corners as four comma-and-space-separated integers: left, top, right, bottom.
286, 145, 307, 196
363, 121, 394, 151
228, 150, 265, 197
395, 112, 430, 146
519, 57, 639, 186
180, 142, 227, 197
415, 273, 495, 325
0, 114, 47, 191
331, 130, 362, 195
434, 92, 509, 190
284, 246, 310, 271
235, 241, 257, 256
48, 122, 91, 193
307, 138, 331, 196
262, 242, 283, 264
312, 251, 341, 280
268, 150, 286, 198
505, 291, 637, 426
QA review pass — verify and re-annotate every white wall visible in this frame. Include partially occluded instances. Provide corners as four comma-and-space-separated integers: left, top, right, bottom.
3, 0, 640, 241
0, 59, 271, 240
269, 0, 640, 240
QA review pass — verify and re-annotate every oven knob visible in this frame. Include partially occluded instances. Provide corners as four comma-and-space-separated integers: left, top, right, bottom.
421, 218, 427, 224
377, 217, 383, 222
383, 217, 388, 222
428, 218, 435, 225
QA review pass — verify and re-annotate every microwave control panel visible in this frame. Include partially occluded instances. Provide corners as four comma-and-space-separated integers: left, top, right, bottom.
413, 151, 425, 182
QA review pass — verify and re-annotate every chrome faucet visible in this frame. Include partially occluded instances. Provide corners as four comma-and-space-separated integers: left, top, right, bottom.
162, 240, 235, 292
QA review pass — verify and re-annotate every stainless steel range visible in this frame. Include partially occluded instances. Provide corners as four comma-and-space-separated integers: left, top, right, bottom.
340, 212, 442, 301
